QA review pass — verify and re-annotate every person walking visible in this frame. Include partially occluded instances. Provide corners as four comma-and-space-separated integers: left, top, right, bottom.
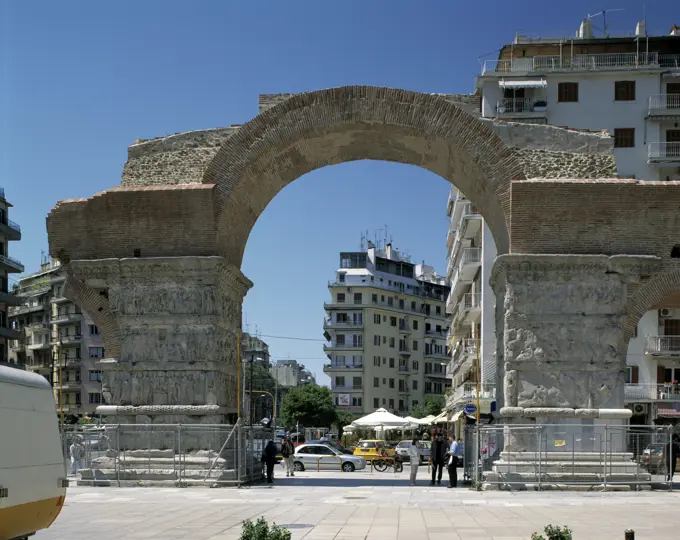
408, 438, 420, 486
447, 436, 460, 488
430, 429, 447, 486
69, 435, 85, 476
281, 434, 295, 477
263, 440, 278, 484
666, 434, 680, 482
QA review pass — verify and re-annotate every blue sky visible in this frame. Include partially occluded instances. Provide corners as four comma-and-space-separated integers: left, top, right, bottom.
3, 1, 680, 383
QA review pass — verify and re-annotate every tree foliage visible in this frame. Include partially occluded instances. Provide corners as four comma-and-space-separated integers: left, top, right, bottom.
281, 385, 337, 428
334, 410, 355, 430
411, 396, 446, 419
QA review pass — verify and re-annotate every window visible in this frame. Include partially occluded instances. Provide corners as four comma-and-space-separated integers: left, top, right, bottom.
388, 398, 394, 409
412, 400, 418, 408
614, 128, 635, 148
75, 348, 81, 359
337, 313, 348, 323
413, 320, 418, 331
412, 360, 419, 371
389, 378, 395, 389
382, 358, 386, 365
89, 347, 105, 359
412, 380, 418, 390
389, 337, 395, 348
89, 325, 99, 335
399, 299, 404, 309
337, 334, 346, 345
382, 398, 386, 405
75, 393, 82, 406
353, 293, 362, 305
390, 317, 397, 327
558, 82, 578, 102
374, 313, 381, 324
436, 306, 441, 316
372, 294, 378, 304
425, 382, 432, 393
412, 340, 418, 351
75, 370, 81, 382
387, 297, 393, 306
389, 358, 395, 368
337, 293, 345, 303
374, 355, 381, 366
411, 301, 416, 311
88, 393, 102, 404
374, 398, 379, 408
352, 397, 362, 407
352, 334, 362, 347
373, 335, 380, 346
382, 315, 386, 322
352, 376, 362, 388
335, 376, 345, 387
625, 366, 639, 384
615, 81, 635, 101
338, 273, 345, 283
381, 295, 385, 302
374, 377, 379, 388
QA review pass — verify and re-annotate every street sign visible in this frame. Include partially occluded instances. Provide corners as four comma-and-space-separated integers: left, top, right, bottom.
463, 404, 477, 415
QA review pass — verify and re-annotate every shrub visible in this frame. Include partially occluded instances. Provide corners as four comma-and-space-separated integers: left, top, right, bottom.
531, 525, 573, 540
240, 517, 291, 540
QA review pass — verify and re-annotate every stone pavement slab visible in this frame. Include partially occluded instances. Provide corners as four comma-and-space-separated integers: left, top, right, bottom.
35, 469, 680, 539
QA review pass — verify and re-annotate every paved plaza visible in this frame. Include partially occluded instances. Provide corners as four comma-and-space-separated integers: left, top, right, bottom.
37, 468, 680, 540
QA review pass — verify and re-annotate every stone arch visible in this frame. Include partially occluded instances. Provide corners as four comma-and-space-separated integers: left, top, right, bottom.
203, 86, 526, 265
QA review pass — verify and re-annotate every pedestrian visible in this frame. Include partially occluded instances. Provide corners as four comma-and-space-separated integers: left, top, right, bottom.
407, 438, 421, 485
666, 434, 680, 482
263, 439, 278, 484
281, 434, 295, 477
430, 429, 447, 486
69, 435, 85, 476
447, 436, 460, 488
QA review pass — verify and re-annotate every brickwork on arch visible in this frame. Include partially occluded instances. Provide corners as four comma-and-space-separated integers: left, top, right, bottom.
624, 264, 680, 340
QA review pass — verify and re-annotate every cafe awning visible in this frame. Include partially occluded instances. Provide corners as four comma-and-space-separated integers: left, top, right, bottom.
499, 79, 547, 89
657, 408, 680, 418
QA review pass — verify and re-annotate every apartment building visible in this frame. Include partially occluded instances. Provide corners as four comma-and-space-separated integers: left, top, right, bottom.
8, 259, 105, 417
324, 241, 450, 417
445, 19, 680, 426
270, 359, 316, 388
242, 332, 271, 368
0, 188, 22, 366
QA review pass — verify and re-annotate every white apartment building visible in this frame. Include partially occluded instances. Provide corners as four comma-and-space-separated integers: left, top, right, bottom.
0, 188, 23, 366
446, 19, 680, 426
8, 259, 105, 417
324, 241, 450, 417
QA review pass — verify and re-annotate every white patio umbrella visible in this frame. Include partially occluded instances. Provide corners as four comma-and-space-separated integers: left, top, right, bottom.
350, 408, 410, 429
417, 415, 437, 425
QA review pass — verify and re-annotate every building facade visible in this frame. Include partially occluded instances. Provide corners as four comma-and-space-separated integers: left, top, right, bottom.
242, 332, 271, 368
445, 20, 680, 426
0, 188, 23, 366
8, 259, 105, 417
324, 242, 450, 417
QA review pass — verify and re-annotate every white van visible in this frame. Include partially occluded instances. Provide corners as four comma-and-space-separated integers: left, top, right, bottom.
0, 365, 67, 540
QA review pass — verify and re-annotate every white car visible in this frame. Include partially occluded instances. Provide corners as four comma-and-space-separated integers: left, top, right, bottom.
294, 443, 366, 472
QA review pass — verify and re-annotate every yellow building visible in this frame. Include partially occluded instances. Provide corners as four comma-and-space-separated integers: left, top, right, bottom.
324, 242, 450, 417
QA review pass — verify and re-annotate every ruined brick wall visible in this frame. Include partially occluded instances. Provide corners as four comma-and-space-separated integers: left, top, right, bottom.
47, 185, 217, 261
121, 127, 240, 187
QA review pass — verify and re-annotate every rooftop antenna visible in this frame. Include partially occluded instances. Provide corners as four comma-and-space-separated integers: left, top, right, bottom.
360, 231, 366, 251
587, 8, 625, 37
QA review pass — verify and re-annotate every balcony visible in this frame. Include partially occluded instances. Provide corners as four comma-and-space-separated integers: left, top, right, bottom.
323, 318, 364, 331
448, 339, 477, 376
53, 334, 82, 346
58, 381, 82, 391
481, 52, 679, 75
648, 142, 680, 165
336, 405, 363, 413
10, 301, 49, 316
425, 369, 447, 379
28, 341, 51, 351
496, 96, 547, 119
398, 323, 410, 334
26, 358, 51, 371
625, 383, 680, 402
0, 253, 24, 273
14, 282, 51, 298
323, 361, 364, 372
333, 385, 363, 392
648, 94, 680, 118
0, 290, 21, 306
398, 345, 410, 356
452, 293, 482, 330
0, 326, 21, 340
50, 296, 70, 304
0, 219, 21, 241
323, 341, 363, 353
26, 322, 50, 334
446, 382, 496, 409
398, 387, 410, 395
398, 365, 410, 373
646, 336, 680, 356
50, 312, 83, 325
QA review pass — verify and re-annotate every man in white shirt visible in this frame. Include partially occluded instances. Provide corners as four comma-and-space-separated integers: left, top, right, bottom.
447, 437, 460, 488
407, 438, 421, 486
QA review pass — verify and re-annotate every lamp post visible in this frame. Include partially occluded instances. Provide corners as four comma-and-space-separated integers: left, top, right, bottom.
58, 340, 64, 426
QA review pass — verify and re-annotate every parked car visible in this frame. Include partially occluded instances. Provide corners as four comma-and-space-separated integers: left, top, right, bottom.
641, 443, 680, 474
293, 443, 366, 472
395, 440, 430, 464
353, 440, 396, 462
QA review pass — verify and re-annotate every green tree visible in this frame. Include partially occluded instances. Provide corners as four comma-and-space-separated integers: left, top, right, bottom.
281, 385, 337, 428
411, 396, 445, 418
334, 410, 355, 430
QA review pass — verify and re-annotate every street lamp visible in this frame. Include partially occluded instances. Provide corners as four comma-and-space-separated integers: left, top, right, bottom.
58, 339, 64, 426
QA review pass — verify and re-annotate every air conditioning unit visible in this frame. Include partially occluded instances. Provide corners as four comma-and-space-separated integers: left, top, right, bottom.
633, 403, 648, 415
660, 308, 675, 318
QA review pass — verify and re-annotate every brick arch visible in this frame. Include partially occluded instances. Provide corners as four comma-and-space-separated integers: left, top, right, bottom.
203, 86, 526, 265
625, 263, 680, 342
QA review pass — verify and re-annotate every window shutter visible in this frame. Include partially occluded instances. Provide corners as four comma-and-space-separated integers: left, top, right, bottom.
658, 365, 666, 384
631, 366, 639, 384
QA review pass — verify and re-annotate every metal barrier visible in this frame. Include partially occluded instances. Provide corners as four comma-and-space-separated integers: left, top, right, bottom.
61, 423, 273, 487
316, 455, 343, 472
470, 424, 675, 491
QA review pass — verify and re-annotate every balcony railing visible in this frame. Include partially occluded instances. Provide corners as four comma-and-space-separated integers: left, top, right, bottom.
482, 52, 663, 74
10, 302, 50, 316
323, 319, 364, 329
324, 362, 363, 370
448, 339, 477, 375
648, 142, 680, 161
646, 335, 680, 355
448, 382, 496, 403
648, 94, 680, 113
0, 253, 24, 273
496, 96, 547, 115
333, 384, 363, 391
6, 219, 20, 233
460, 247, 482, 267
398, 365, 410, 372
625, 383, 680, 402
453, 293, 482, 328
50, 312, 83, 324
336, 405, 363, 412
324, 341, 363, 350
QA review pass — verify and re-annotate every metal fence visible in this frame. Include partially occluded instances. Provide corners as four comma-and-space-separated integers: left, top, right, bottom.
465, 424, 676, 491
61, 423, 272, 486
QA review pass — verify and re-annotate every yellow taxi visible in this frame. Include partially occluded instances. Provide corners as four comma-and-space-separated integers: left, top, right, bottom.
353, 440, 396, 462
